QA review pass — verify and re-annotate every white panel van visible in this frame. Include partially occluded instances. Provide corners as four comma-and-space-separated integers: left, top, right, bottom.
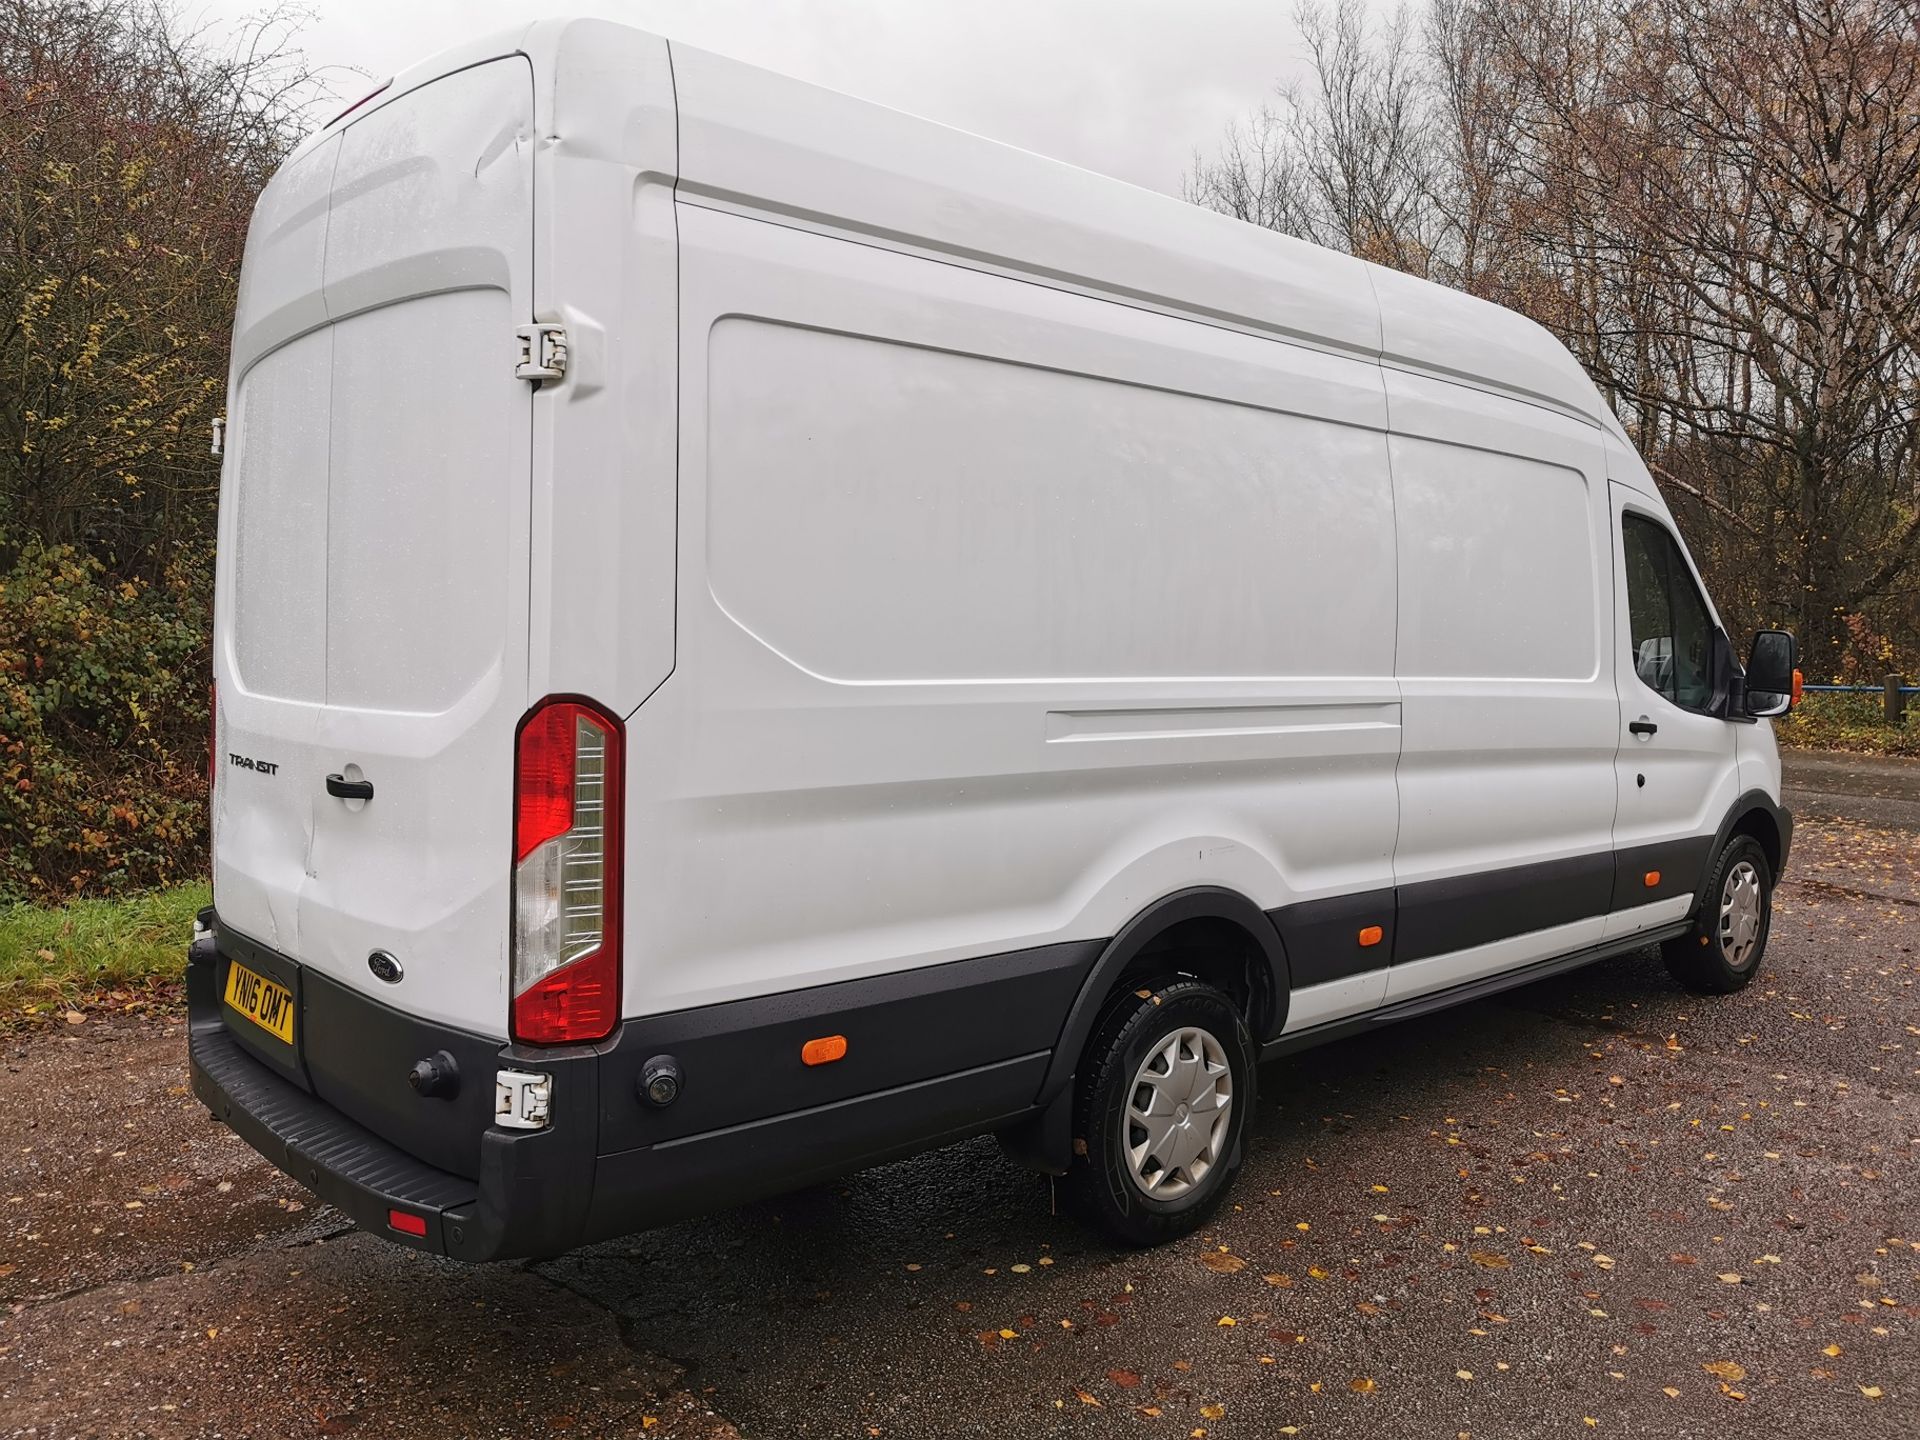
190, 20, 1801, 1256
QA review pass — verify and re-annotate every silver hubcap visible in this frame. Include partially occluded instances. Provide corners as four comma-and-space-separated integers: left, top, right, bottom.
1719, 859, 1764, 968
1122, 1025, 1233, 1201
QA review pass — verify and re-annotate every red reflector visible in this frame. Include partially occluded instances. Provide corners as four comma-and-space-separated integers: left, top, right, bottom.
388, 1209, 427, 1237
511, 947, 621, 1046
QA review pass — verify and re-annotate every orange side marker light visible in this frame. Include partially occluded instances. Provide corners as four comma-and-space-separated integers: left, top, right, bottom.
1357, 925, 1383, 948
1790, 668, 1803, 707
802, 1034, 848, 1066
1644, 870, 1661, 888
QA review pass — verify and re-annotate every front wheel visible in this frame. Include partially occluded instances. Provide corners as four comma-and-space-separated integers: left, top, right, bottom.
1661, 835, 1774, 994
1064, 978, 1256, 1246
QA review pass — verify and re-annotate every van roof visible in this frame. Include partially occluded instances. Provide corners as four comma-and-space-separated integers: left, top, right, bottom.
301, 17, 1617, 432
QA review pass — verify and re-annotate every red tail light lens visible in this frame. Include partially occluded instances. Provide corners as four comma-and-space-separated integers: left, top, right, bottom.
511, 697, 623, 1044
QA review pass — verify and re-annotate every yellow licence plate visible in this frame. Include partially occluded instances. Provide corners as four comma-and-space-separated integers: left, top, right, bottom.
224, 960, 295, 1045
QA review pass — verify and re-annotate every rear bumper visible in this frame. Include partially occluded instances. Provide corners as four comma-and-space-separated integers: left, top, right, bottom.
187, 931, 597, 1260
187, 919, 1080, 1259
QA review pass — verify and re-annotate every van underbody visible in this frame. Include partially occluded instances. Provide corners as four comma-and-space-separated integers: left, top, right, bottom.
193, 21, 1794, 1257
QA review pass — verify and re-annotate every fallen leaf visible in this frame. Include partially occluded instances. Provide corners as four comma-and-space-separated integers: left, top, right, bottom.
1702, 1361, 1746, 1382
1011, 1264, 1031, 1274
1860, 1386, 1883, 1400
1265, 1273, 1294, 1287
1456, 1370, 1474, 1381
1716, 1273, 1744, 1285
1073, 1389, 1102, 1408
63, 1010, 85, 1025
1662, 1387, 1680, 1399
1217, 1316, 1236, 1327
1200, 1404, 1226, 1420
1200, 1252, 1247, 1275
999, 1329, 1019, 1340
1108, 1369, 1141, 1389
1349, 1378, 1377, 1394
1824, 1344, 1842, 1358
1470, 1251, 1511, 1270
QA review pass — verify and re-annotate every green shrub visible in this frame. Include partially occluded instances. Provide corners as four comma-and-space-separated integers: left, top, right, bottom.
0, 539, 209, 900
1779, 688, 1920, 757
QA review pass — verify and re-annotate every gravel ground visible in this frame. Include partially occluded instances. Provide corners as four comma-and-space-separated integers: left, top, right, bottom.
1, 755, 1913, 1439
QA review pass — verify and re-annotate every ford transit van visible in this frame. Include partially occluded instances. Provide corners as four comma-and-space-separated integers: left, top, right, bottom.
189, 19, 1799, 1256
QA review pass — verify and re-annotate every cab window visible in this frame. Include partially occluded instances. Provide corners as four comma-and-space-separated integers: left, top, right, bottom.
1622, 513, 1714, 710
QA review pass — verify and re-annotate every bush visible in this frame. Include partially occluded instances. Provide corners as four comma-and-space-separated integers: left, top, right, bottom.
0, 539, 210, 899
1778, 689, 1920, 757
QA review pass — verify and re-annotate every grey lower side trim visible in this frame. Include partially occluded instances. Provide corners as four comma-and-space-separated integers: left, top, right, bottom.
1259, 920, 1692, 1061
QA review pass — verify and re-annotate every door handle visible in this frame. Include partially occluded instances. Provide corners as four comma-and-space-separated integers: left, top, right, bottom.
1628, 719, 1659, 737
325, 773, 374, 802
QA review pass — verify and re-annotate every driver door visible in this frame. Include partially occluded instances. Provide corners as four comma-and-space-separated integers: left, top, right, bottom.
1605, 481, 1741, 938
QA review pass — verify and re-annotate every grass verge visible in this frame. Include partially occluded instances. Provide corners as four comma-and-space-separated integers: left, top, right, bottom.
1, 880, 209, 1021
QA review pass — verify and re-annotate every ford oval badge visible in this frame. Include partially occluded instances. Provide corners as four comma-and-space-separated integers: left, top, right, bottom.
367, 950, 403, 984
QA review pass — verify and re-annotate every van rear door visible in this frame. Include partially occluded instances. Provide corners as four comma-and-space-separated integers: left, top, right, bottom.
213, 57, 535, 1040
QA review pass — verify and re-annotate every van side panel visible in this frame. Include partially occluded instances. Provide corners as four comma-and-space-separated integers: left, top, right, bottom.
1382, 372, 1620, 1001
627, 201, 1400, 1020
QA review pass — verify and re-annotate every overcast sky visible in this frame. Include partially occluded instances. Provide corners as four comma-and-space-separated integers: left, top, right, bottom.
195, 0, 1317, 196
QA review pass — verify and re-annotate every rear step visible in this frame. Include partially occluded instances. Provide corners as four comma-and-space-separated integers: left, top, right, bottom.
187, 955, 475, 1252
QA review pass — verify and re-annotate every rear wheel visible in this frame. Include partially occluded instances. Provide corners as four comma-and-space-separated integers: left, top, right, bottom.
1661, 835, 1773, 994
1064, 978, 1255, 1246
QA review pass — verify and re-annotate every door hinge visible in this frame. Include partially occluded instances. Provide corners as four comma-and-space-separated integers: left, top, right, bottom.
514, 323, 568, 384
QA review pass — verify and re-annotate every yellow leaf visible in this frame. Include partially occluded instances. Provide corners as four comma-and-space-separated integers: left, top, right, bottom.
1308, 1266, 1330, 1279
1860, 1386, 1883, 1400
1716, 1273, 1743, 1285
1200, 1252, 1247, 1274
1583, 1419, 1598, 1428
1701, 1361, 1746, 1382
1217, 1316, 1236, 1327
1662, 1388, 1680, 1399
1823, 1344, 1842, 1358
1296, 1222, 1311, 1232
1371, 1184, 1389, 1193
999, 1328, 1019, 1340
1469, 1251, 1511, 1269
1349, 1377, 1377, 1394
1073, 1389, 1102, 1407
1456, 1370, 1474, 1381
1200, 1404, 1226, 1420
641, 1421, 658, 1431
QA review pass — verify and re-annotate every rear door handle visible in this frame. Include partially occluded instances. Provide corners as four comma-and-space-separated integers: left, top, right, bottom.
1628, 719, 1659, 737
325, 773, 374, 801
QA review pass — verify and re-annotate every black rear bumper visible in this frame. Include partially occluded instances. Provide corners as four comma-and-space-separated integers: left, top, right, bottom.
187, 917, 1085, 1259
186, 931, 598, 1260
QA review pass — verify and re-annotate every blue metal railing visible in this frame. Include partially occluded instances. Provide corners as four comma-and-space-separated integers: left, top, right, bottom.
1801, 683, 1920, 695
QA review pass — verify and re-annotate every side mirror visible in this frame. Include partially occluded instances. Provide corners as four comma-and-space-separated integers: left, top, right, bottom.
1744, 629, 1798, 718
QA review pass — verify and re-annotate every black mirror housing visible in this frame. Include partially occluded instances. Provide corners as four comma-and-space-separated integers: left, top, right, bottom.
1744, 629, 1797, 718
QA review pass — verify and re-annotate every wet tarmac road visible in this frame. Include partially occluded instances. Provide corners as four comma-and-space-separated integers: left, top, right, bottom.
3, 753, 1915, 1438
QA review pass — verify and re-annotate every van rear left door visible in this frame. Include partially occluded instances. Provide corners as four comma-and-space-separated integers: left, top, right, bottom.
214, 57, 536, 1042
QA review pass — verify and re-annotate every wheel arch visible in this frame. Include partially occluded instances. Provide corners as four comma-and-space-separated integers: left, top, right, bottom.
1033, 887, 1289, 1111
1695, 789, 1792, 914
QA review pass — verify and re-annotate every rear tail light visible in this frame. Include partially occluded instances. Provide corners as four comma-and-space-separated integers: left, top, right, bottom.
511, 697, 623, 1044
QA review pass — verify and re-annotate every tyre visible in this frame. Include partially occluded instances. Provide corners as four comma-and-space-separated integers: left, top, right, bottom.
1661, 835, 1773, 994
1064, 977, 1256, 1246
